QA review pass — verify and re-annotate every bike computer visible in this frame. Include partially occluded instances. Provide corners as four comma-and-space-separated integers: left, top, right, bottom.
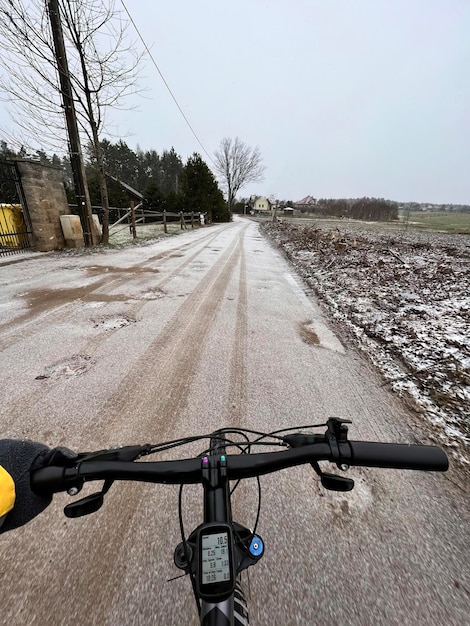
195, 523, 236, 601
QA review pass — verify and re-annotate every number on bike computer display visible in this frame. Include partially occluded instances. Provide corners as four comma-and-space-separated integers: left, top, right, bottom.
201, 532, 230, 584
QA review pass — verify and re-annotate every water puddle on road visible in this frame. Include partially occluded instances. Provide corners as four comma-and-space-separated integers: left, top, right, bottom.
298, 320, 321, 345
24, 286, 102, 314
14, 283, 165, 326
298, 319, 346, 354
23, 285, 130, 314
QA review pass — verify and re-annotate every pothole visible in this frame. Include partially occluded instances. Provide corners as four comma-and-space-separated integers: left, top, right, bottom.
140, 288, 166, 300
91, 314, 136, 330
36, 354, 94, 380
298, 320, 320, 345
320, 475, 374, 519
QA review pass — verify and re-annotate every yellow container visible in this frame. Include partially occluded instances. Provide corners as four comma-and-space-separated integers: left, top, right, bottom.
0, 203, 26, 248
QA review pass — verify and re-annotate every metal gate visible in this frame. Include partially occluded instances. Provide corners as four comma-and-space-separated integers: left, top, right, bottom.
0, 160, 33, 256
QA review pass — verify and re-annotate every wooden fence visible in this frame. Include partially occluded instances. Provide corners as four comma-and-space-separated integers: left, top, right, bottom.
109, 203, 204, 239
68, 204, 207, 241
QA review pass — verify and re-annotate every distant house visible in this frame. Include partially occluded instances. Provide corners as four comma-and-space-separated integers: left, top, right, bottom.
248, 195, 272, 214
295, 195, 316, 212
254, 196, 271, 212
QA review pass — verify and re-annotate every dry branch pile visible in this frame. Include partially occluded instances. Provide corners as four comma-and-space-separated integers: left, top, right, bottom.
262, 221, 470, 463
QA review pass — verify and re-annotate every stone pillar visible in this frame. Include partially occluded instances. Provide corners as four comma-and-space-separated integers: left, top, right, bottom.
14, 159, 70, 252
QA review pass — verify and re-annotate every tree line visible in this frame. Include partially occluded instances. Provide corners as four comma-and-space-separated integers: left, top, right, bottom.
87, 140, 229, 222
313, 198, 398, 221
0, 139, 230, 223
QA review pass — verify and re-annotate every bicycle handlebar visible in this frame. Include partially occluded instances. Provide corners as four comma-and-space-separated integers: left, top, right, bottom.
31, 440, 448, 496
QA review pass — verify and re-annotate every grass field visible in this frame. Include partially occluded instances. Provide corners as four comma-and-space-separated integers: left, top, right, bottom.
258, 210, 470, 235
399, 210, 470, 234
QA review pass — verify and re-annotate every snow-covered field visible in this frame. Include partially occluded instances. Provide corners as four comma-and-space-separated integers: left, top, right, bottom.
262, 221, 470, 466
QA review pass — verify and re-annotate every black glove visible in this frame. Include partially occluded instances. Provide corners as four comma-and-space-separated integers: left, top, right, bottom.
0, 439, 77, 533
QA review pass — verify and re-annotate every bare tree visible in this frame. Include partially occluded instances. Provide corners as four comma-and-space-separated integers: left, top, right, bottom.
60, 0, 142, 243
0, 1, 67, 149
0, 0, 143, 244
213, 138, 265, 212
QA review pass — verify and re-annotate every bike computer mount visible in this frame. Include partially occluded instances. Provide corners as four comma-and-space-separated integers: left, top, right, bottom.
174, 522, 264, 602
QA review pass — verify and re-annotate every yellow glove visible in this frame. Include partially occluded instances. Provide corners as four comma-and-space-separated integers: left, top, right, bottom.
0, 465, 15, 528
0, 439, 77, 532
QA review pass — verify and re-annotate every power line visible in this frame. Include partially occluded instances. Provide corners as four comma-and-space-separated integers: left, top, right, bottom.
120, 0, 215, 166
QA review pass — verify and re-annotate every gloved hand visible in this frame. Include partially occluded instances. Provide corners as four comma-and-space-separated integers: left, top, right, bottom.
0, 439, 77, 533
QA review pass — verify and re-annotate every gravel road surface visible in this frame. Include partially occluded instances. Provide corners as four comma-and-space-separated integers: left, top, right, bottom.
0, 217, 468, 625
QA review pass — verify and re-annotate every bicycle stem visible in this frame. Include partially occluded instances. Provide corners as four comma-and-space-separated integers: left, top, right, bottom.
202, 454, 232, 523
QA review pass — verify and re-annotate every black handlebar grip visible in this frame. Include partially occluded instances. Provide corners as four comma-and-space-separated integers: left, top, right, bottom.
349, 442, 449, 471
31, 466, 68, 495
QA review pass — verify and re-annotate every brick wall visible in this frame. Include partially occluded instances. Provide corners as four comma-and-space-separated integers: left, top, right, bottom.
15, 160, 70, 252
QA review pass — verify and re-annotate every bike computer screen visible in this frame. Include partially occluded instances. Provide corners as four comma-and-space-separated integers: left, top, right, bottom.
196, 523, 235, 601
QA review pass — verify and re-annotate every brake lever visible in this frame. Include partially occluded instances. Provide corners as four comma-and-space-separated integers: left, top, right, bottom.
64, 478, 114, 518
283, 425, 354, 492
310, 460, 354, 492
63, 445, 152, 518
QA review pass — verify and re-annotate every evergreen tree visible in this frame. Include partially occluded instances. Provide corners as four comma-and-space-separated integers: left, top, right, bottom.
159, 147, 184, 195
182, 153, 230, 222
87, 171, 129, 208
136, 148, 161, 192
143, 179, 166, 211
0, 141, 18, 203
165, 190, 185, 213
35, 149, 51, 164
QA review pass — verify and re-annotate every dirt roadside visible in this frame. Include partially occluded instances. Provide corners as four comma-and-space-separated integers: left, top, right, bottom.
261, 220, 470, 474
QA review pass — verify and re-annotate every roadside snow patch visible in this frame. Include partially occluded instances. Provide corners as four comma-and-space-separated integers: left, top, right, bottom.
263, 222, 470, 462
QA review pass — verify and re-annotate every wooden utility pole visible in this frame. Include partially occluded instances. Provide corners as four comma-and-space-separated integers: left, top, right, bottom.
47, 0, 94, 246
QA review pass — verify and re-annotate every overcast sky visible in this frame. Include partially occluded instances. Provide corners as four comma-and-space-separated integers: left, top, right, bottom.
3, 0, 470, 204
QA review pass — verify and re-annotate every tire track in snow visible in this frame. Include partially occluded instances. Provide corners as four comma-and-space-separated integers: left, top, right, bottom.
96, 225, 248, 442
228, 231, 248, 425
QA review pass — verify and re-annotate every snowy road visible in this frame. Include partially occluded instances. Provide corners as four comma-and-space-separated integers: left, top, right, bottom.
0, 217, 468, 625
